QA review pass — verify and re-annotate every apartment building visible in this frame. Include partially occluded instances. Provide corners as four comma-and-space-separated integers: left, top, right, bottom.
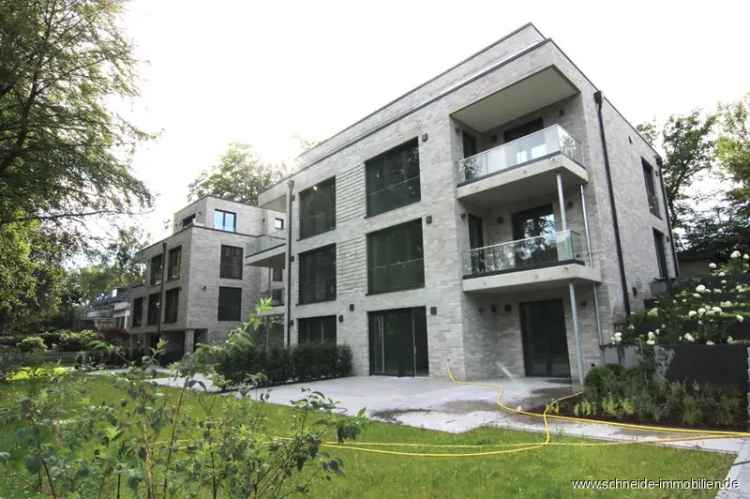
246, 23, 676, 384
128, 196, 285, 360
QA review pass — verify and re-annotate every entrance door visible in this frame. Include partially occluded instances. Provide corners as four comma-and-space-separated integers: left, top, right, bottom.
511, 204, 557, 269
369, 307, 428, 376
520, 300, 570, 377
468, 215, 485, 274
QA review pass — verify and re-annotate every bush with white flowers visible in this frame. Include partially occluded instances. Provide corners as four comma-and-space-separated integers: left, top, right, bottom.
618, 249, 750, 346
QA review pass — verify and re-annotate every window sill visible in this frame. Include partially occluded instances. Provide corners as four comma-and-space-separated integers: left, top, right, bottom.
364, 199, 420, 219
297, 226, 336, 242
219, 276, 244, 280
297, 297, 337, 306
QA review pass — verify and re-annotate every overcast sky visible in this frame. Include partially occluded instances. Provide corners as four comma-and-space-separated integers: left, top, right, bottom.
114, 0, 750, 241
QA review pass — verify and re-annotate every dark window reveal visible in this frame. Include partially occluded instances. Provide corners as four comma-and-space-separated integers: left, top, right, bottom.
642, 159, 660, 217
298, 316, 337, 344
298, 244, 336, 304
272, 265, 283, 282
299, 177, 336, 239
653, 229, 668, 280
220, 245, 243, 279
132, 297, 143, 327
218, 286, 242, 321
150, 254, 163, 286
182, 214, 195, 227
167, 246, 182, 281
164, 288, 179, 323
503, 118, 544, 143
147, 293, 160, 325
274, 217, 285, 230
214, 209, 236, 232
365, 139, 421, 217
367, 219, 424, 294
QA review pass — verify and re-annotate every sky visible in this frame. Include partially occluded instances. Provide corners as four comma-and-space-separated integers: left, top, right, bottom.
113, 0, 750, 242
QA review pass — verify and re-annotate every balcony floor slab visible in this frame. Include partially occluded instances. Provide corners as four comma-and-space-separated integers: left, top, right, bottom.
462, 262, 601, 294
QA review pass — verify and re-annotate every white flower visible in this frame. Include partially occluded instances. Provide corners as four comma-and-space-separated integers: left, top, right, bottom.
692, 293, 701, 299
655, 328, 661, 335
647, 307, 659, 317
731, 250, 742, 259
712, 306, 723, 314
721, 301, 733, 308
714, 289, 722, 293
627, 325, 635, 331
719, 272, 726, 277
646, 339, 655, 346
722, 280, 727, 285
737, 315, 745, 323
706, 340, 715, 346
728, 336, 735, 344
698, 307, 706, 315
745, 254, 749, 260
696, 284, 707, 293
684, 333, 695, 342
682, 299, 688, 303
647, 331, 656, 341
709, 263, 718, 269
688, 310, 697, 318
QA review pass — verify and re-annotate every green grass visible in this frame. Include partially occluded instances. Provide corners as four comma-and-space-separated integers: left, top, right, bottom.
0, 375, 735, 498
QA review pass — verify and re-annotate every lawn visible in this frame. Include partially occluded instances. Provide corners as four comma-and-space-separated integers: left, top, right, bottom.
0, 374, 735, 498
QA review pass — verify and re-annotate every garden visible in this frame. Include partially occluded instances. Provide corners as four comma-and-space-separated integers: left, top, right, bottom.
536, 250, 750, 430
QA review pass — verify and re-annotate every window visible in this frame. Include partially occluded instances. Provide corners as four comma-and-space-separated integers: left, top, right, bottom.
298, 316, 337, 344
642, 159, 660, 217
214, 209, 236, 232
182, 214, 195, 227
365, 139, 420, 217
220, 245, 243, 279
503, 118, 544, 143
150, 254, 163, 286
272, 265, 283, 282
132, 297, 143, 327
367, 219, 424, 294
653, 229, 668, 280
299, 177, 335, 239
298, 244, 336, 304
164, 288, 179, 323
147, 293, 160, 325
274, 217, 285, 230
167, 246, 182, 281
218, 286, 242, 321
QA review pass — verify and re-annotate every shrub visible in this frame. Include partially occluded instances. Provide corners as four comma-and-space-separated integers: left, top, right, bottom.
57, 330, 99, 351
17, 336, 47, 353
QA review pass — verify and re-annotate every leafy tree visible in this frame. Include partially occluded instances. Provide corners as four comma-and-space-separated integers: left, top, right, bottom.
638, 111, 717, 229
0, 0, 153, 230
718, 94, 750, 216
188, 143, 285, 205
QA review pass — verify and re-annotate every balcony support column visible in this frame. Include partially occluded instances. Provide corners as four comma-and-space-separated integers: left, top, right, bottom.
556, 172, 567, 231
568, 282, 585, 385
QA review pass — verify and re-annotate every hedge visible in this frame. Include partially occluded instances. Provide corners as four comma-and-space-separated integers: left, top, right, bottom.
214, 343, 352, 386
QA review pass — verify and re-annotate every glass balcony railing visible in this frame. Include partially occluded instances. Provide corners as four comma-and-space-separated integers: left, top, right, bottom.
463, 230, 588, 277
246, 232, 285, 257
457, 124, 583, 184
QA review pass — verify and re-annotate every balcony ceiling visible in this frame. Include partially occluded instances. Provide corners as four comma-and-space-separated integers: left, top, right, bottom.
452, 66, 579, 132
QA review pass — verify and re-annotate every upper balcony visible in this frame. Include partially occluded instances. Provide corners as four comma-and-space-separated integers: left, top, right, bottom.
455, 124, 587, 208
246, 232, 286, 268
462, 230, 600, 294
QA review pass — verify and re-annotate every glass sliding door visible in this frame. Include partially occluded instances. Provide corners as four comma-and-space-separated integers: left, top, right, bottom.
368, 307, 428, 376
520, 300, 570, 378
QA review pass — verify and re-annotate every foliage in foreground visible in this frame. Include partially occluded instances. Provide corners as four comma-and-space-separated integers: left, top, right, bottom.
0, 344, 366, 498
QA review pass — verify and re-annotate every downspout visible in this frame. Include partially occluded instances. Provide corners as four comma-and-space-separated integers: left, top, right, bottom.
285, 180, 295, 348
594, 91, 630, 316
656, 156, 679, 281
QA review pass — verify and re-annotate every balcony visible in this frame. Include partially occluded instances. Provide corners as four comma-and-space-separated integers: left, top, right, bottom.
456, 125, 587, 208
246, 232, 286, 268
462, 230, 600, 293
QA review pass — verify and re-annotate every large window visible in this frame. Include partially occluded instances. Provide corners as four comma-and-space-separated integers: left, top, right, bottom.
642, 159, 660, 217
164, 288, 179, 323
298, 316, 337, 344
132, 297, 143, 327
150, 254, 163, 286
299, 177, 336, 239
367, 219, 424, 294
214, 209, 236, 232
147, 293, 160, 325
272, 265, 283, 282
218, 286, 242, 321
167, 246, 182, 281
653, 229, 668, 280
365, 138, 420, 217
298, 244, 336, 304
220, 245, 243, 279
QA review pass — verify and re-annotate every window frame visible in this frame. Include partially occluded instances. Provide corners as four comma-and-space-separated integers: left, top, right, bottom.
272, 265, 283, 282
164, 287, 180, 324
182, 214, 196, 227
167, 246, 182, 281
298, 244, 337, 304
132, 297, 143, 327
365, 138, 421, 217
367, 219, 425, 295
299, 177, 336, 240
150, 254, 164, 287
642, 158, 661, 218
219, 245, 244, 280
298, 315, 337, 345
214, 209, 237, 232
147, 293, 160, 326
217, 286, 242, 321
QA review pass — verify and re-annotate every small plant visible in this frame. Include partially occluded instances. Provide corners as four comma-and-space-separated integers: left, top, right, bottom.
17, 336, 47, 352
